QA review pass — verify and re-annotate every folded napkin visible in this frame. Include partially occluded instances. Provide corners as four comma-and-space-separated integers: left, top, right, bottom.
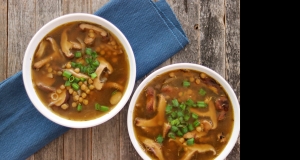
0, 0, 188, 159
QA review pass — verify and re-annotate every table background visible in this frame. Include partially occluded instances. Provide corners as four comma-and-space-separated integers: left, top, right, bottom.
0, 0, 240, 159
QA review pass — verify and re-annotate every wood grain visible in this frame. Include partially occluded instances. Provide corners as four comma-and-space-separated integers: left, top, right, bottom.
0, 0, 240, 159
0, 0, 7, 81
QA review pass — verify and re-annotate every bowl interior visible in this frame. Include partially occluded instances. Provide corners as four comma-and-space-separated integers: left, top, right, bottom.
127, 63, 240, 160
23, 13, 136, 128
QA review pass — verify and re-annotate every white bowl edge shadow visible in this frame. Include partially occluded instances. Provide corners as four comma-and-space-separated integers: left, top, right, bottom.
22, 13, 136, 128
127, 63, 240, 160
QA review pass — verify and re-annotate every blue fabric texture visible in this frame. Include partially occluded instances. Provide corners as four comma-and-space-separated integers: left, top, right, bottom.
0, 0, 188, 159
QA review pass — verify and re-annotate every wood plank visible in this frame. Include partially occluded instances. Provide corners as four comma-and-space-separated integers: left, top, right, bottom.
0, 0, 7, 81
92, 115, 120, 160
224, 0, 240, 159
89, 1, 122, 160
199, 0, 226, 76
7, 0, 36, 77
24, 0, 63, 160
167, 0, 201, 64
60, 0, 93, 159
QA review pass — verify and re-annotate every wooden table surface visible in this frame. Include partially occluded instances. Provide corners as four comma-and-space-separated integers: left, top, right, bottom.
0, 0, 240, 159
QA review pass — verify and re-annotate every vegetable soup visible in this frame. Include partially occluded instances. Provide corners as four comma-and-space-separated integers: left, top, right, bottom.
31, 21, 129, 121
133, 69, 234, 160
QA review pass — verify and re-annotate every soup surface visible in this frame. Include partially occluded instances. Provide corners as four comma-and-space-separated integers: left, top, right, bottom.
133, 69, 234, 160
31, 21, 129, 121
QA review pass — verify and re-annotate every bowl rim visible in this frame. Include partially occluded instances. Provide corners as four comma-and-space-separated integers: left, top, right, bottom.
127, 63, 240, 160
22, 13, 136, 128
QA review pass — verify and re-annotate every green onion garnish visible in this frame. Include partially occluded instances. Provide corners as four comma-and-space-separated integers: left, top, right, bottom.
90, 72, 97, 79
197, 101, 208, 108
77, 104, 82, 111
168, 132, 176, 139
62, 70, 72, 78
65, 81, 71, 87
186, 138, 194, 145
72, 83, 80, 91
193, 120, 200, 127
75, 51, 82, 58
156, 134, 164, 144
183, 80, 190, 87
85, 48, 92, 55
199, 88, 206, 96
172, 99, 179, 107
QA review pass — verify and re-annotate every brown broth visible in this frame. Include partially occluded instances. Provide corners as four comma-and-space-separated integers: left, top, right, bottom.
133, 69, 234, 160
31, 21, 129, 121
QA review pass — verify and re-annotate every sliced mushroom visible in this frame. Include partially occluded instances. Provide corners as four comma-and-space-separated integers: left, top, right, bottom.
93, 57, 113, 90
103, 82, 124, 91
60, 28, 74, 58
141, 137, 165, 160
84, 29, 96, 45
135, 94, 167, 127
33, 37, 64, 69
36, 82, 56, 92
162, 122, 171, 138
145, 86, 157, 112
48, 89, 69, 107
33, 56, 53, 69
35, 40, 48, 58
70, 41, 82, 49
190, 100, 218, 129
79, 23, 108, 37
181, 144, 216, 160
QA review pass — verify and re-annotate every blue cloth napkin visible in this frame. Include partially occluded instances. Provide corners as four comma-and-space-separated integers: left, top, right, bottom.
0, 0, 188, 159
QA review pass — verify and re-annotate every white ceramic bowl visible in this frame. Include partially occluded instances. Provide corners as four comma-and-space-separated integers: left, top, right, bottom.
23, 13, 136, 128
127, 63, 240, 160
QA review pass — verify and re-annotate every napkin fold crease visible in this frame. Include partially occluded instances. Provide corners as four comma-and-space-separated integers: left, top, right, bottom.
0, 0, 188, 159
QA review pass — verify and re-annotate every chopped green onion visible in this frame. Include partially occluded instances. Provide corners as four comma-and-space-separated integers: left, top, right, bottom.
156, 134, 164, 144
99, 106, 109, 112
91, 51, 98, 58
77, 104, 82, 111
72, 83, 80, 91
181, 126, 188, 134
186, 99, 194, 107
165, 104, 173, 114
80, 78, 86, 82
62, 70, 72, 78
188, 124, 194, 131
75, 51, 82, 58
199, 88, 206, 96
68, 76, 75, 82
192, 113, 198, 119
71, 62, 76, 68
171, 111, 177, 118
177, 111, 184, 117
92, 60, 100, 67
171, 125, 178, 132
171, 119, 180, 126
197, 101, 208, 108
183, 80, 190, 87
74, 77, 80, 83
65, 81, 71, 87
184, 114, 190, 121
186, 138, 194, 145
90, 72, 97, 79
176, 130, 183, 137
168, 132, 176, 139
172, 99, 179, 107
193, 120, 200, 127
85, 48, 92, 55
95, 103, 100, 110
179, 103, 186, 111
